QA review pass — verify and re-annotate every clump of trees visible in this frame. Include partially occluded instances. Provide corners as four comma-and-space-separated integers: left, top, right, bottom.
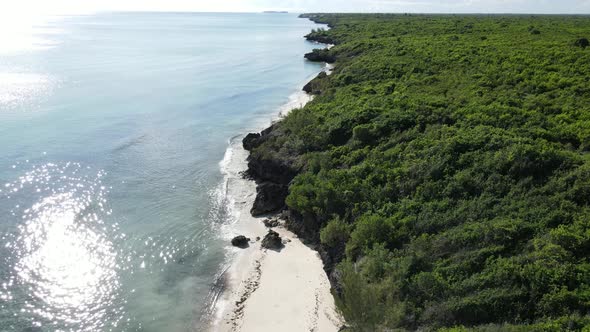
575, 37, 589, 48
254, 14, 590, 331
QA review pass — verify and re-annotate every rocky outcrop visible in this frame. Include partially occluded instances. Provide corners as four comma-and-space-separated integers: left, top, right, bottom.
242, 124, 278, 151
318, 242, 346, 296
302, 71, 328, 95
284, 211, 321, 243
231, 235, 250, 248
246, 153, 298, 185
305, 33, 336, 45
302, 81, 313, 94
298, 14, 334, 28
251, 182, 288, 216
261, 230, 283, 249
242, 126, 299, 185
243, 125, 297, 220
242, 133, 261, 150
304, 49, 336, 63
263, 218, 280, 228
240, 19, 342, 292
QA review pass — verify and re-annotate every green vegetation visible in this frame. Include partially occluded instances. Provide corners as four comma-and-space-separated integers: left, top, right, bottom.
253, 14, 590, 330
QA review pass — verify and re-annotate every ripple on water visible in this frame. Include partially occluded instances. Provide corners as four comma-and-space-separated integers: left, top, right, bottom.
0, 162, 124, 331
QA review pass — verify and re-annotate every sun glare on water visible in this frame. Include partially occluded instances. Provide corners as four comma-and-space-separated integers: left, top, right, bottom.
0, 8, 61, 54
1, 163, 123, 330
0, 5, 64, 110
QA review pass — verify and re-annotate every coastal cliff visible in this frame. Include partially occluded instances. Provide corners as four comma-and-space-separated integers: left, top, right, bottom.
242, 114, 344, 286
212, 30, 343, 329
242, 13, 590, 331
242, 26, 341, 286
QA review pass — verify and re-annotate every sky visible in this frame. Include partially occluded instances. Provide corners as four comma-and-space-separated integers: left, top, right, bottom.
2, 0, 590, 15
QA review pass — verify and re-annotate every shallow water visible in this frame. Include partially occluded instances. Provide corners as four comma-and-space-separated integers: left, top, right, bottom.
0, 12, 324, 332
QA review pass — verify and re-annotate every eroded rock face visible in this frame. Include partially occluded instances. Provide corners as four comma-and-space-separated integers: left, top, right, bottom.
302, 81, 314, 94
285, 211, 322, 243
302, 71, 328, 95
305, 34, 335, 45
242, 133, 261, 150
304, 49, 336, 63
242, 125, 299, 185
247, 154, 298, 185
231, 235, 250, 248
251, 182, 288, 216
261, 230, 283, 249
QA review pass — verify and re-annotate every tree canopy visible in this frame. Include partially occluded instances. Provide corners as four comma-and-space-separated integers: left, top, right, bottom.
253, 14, 590, 331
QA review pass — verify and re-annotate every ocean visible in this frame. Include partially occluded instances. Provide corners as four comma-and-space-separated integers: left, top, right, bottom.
0, 12, 325, 331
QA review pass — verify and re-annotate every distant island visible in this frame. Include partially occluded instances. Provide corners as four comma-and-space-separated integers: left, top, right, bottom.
263, 11, 288, 13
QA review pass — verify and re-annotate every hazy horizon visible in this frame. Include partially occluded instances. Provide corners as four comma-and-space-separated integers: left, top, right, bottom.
2, 0, 590, 17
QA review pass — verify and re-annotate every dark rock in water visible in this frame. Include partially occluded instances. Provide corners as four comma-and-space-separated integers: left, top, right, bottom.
575, 38, 589, 48
261, 230, 283, 249
251, 182, 288, 216
242, 133, 261, 150
256, 236, 261, 241
263, 218, 280, 228
231, 235, 250, 248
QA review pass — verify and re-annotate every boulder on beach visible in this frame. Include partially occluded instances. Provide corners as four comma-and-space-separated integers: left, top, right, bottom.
261, 230, 283, 249
231, 235, 250, 248
263, 218, 280, 228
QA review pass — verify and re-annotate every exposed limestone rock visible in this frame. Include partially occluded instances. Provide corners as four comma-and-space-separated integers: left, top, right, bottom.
231, 235, 250, 248
261, 230, 283, 250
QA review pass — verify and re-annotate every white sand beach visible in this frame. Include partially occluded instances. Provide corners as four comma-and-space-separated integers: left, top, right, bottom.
210, 74, 342, 332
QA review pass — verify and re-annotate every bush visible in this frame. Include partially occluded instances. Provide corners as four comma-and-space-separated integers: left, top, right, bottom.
320, 217, 351, 248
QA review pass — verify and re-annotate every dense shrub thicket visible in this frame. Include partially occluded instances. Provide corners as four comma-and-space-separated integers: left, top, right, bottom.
253, 14, 590, 330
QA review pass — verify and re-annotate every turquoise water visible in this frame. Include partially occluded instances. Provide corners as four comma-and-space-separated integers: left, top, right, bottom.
0, 12, 324, 331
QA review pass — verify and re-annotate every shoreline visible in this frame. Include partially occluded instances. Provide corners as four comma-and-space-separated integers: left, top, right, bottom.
208, 62, 340, 332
